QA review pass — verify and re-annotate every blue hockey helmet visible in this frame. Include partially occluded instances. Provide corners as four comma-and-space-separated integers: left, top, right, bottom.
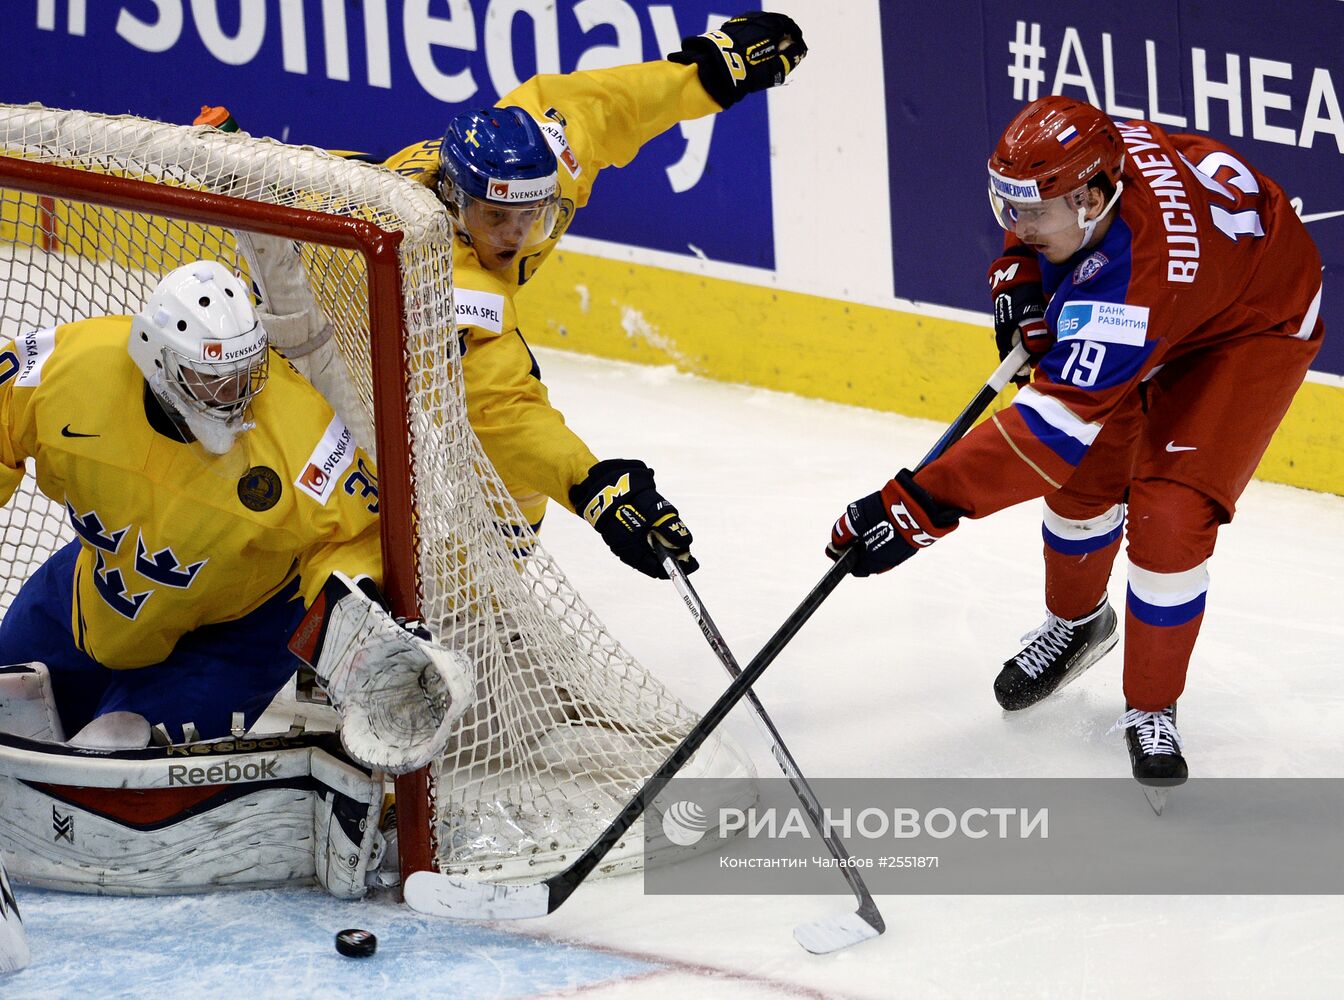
438, 106, 560, 269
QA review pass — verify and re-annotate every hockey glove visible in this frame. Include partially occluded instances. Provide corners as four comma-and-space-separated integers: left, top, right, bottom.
988, 247, 1051, 377
827, 470, 961, 578
289, 573, 473, 775
570, 459, 698, 579
668, 11, 807, 110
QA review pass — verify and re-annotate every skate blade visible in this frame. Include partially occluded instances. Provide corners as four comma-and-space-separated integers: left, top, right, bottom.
1142, 786, 1172, 816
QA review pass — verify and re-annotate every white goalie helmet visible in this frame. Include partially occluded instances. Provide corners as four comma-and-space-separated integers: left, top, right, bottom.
129, 261, 269, 455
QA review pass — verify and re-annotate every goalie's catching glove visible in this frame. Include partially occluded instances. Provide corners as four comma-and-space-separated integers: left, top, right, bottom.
569, 459, 698, 579
827, 470, 962, 577
668, 11, 807, 110
289, 573, 472, 774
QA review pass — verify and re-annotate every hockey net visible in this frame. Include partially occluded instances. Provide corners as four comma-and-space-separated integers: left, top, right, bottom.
0, 104, 751, 884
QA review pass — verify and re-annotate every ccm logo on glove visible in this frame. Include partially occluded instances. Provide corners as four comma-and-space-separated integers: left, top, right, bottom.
827, 470, 961, 577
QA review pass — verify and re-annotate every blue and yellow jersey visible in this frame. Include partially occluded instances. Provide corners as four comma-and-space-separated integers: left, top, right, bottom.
381, 61, 721, 522
0, 318, 382, 669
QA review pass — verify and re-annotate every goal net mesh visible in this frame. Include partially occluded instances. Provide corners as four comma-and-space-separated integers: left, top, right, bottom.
0, 104, 751, 881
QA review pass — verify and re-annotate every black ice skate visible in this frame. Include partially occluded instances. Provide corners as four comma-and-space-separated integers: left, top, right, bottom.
994, 600, 1118, 710
1111, 703, 1187, 815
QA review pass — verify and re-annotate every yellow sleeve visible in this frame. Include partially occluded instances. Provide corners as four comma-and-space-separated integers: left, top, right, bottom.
500, 61, 720, 207
377, 139, 442, 190
462, 323, 598, 515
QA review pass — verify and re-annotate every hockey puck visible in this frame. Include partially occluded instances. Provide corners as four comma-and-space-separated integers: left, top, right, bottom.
335, 928, 377, 958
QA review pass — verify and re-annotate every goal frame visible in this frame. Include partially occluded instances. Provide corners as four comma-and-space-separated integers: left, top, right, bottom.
0, 152, 436, 879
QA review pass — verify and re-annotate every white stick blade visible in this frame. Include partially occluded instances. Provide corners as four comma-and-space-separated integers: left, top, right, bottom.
792, 911, 882, 954
404, 871, 551, 920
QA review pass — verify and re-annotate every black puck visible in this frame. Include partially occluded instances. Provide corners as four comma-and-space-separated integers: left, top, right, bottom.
335, 928, 377, 958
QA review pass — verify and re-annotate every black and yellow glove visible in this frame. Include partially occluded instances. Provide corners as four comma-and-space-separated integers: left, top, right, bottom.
570, 459, 698, 579
668, 11, 807, 110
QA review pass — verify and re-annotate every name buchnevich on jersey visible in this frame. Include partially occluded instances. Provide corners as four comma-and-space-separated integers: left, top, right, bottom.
1117, 122, 1201, 284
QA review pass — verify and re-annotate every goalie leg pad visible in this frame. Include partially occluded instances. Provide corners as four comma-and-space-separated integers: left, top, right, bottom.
0, 662, 66, 743
311, 746, 386, 899
0, 854, 29, 975
0, 729, 382, 897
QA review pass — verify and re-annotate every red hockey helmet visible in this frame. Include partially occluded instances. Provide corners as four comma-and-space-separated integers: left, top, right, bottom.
988, 96, 1125, 238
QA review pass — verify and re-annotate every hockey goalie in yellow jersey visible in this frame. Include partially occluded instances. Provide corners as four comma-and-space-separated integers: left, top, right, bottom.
198, 10, 806, 580
0, 260, 470, 768
0, 261, 473, 897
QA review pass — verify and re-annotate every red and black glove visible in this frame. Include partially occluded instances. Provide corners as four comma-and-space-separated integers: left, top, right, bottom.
988, 247, 1051, 374
826, 470, 961, 578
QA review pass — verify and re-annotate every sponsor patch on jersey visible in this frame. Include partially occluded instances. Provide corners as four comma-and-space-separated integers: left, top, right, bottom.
485, 174, 557, 203
238, 466, 282, 511
537, 116, 581, 179
295, 416, 356, 504
15, 326, 57, 387
1055, 300, 1150, 347
1072, 252, 1109, 285
454, 288, 505, 334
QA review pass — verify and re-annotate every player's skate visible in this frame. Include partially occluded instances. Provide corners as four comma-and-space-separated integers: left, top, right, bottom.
1111, 703, 1187, 815
994, 600, 1117, 710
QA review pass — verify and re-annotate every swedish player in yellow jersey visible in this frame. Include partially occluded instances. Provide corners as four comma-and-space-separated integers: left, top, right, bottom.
198, 12, 805, 580
0, 262, 468, 772
393, 12, 804, 578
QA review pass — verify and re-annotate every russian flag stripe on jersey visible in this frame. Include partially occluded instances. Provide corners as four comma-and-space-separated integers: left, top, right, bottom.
1012, 386, 1100, 467
1043, 503, 1124, 556
1127, 561, 1209, 628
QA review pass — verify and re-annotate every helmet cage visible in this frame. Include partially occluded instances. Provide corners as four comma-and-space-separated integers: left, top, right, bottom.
160, 341, 269, 423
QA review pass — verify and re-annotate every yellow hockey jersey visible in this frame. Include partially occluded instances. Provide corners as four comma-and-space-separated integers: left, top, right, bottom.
381, 61, 720, 524
0, 318, 382, 670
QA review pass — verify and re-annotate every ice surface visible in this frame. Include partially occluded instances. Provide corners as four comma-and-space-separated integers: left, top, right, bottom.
6, 348, 1342, 999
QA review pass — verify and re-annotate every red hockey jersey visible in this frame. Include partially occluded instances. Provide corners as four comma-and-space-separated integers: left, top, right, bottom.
920, 120, 1323, 517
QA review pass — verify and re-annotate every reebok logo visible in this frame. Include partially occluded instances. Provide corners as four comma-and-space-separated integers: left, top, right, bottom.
1165, 441, 1198, 453
167, 757, 279, 785
61, 424, 99, 438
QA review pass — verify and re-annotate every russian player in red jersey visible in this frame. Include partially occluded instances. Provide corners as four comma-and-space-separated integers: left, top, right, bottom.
827, 96, 1323, 790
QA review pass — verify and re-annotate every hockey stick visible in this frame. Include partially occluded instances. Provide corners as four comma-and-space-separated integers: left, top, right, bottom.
404, 344, 1029, 922
655, 540, 884, 954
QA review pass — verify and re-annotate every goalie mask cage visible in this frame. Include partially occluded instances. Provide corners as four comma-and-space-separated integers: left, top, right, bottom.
0, 104, 751, 886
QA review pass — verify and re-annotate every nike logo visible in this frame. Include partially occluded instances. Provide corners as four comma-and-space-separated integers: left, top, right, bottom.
60, 424, 99, 439
1290, 197, 1344, 225
1165, 441, 1197, 453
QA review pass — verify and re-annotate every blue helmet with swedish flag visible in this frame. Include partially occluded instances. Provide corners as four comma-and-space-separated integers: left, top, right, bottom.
438, 106, 560, 270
